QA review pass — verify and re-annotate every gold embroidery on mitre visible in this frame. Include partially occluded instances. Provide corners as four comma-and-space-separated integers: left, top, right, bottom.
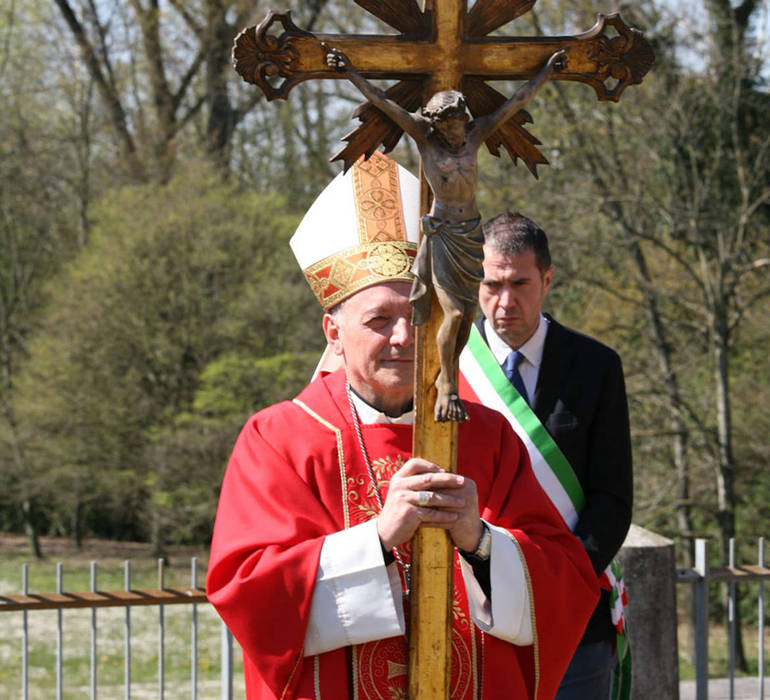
367, 243, 410, 277
353, 151, 408, 245
304, 241, 417, 310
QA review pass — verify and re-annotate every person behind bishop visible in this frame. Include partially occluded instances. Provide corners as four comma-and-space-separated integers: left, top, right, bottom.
206, 152, 598, 699
474, 212, 633, 698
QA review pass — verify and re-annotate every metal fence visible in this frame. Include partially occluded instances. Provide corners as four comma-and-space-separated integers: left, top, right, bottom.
0, 557, 236, 700
676, 537, 768, 700
3, 540, 769, 699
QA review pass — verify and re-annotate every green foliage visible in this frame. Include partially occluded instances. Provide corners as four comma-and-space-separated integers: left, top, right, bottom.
143, 350, 320, 545
13, 164, 324, 546
193, 351, 320, 420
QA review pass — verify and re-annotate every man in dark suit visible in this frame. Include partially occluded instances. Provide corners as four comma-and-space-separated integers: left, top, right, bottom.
476, 211, 633, 699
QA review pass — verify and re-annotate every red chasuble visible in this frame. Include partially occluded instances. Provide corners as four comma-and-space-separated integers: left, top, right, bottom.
206, 369, 598, 699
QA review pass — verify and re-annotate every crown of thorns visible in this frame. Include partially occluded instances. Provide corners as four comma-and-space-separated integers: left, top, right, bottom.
422, 90, 469, 122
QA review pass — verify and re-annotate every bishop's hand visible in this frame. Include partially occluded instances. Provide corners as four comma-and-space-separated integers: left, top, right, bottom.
375, 458, 483, 553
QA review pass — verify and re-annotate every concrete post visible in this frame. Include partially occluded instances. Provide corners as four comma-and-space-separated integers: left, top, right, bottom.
617, 524, 679, 700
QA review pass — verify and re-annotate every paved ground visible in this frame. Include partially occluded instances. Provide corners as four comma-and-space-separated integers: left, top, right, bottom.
679, 677, 768, 699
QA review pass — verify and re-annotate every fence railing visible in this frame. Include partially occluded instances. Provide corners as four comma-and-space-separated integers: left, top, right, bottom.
0, 557, 237, 700
676, 537, 768, 700
4, 538, 769, 700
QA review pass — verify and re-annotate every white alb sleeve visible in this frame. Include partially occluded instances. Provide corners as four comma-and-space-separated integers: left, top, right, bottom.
459, 521, 533, 645
304, 518, 405, 656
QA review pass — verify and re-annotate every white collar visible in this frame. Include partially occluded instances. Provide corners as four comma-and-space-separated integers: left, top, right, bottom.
483, 313, 549, 368
349, 389, 414, 425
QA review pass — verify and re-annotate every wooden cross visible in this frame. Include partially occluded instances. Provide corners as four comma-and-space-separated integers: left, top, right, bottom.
233, 1, 653, 173
232, 2, 652, 697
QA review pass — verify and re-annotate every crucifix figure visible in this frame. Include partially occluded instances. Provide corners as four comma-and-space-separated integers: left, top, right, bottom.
324, 44, 566, 422
232, 2, 653, 697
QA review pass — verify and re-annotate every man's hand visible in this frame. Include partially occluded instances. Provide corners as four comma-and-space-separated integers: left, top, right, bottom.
446, 478, 483, 553
322, 42, 352, 72
376, 458, 483, 553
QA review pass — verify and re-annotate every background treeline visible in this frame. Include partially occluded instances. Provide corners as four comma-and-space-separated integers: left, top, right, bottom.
1, 0, 768, 579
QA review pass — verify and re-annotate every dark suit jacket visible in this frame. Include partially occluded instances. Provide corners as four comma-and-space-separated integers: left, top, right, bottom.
475, 314, 633, 644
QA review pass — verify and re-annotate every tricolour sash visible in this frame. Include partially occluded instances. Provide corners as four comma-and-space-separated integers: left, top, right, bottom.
459, 324, 631, 700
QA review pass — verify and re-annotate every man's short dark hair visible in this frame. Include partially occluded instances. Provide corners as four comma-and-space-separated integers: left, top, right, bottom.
482, 212, 552, 274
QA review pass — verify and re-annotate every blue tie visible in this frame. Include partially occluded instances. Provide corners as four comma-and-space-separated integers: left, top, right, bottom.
503, 350, 530, 405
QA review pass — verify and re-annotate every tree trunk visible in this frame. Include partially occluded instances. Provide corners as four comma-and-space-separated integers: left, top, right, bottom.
203, 7, 237, 174
72, 497, 83, 549
22, 498, 43, 559
1, 375, 44, 559
713, 309, 748, 670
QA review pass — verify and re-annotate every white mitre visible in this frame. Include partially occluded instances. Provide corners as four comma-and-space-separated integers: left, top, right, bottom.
290, 151, 420, 310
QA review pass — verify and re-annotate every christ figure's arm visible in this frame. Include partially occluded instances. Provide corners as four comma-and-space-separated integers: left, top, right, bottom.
324, 44, 429, 144
470, 50, 567, 147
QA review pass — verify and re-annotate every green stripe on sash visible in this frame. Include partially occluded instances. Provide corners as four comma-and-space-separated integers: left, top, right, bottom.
466, 325, 586, 513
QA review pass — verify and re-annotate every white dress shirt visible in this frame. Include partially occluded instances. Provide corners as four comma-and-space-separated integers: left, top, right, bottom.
484, 314, 550, 402
303, 390, 533, 656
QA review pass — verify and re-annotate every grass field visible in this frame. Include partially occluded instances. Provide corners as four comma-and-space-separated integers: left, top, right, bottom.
0, 534, 245, 699
677, 619, 770, 682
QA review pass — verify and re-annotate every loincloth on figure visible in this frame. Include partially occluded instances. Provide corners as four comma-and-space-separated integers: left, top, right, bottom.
409, 214, 484, 326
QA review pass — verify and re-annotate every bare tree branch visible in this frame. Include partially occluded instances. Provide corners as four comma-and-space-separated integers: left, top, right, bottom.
52, 0, 145, 180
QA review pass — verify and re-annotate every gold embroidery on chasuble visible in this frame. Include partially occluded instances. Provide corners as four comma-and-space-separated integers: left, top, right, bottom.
346, 449, 478, 699
346, 452, 410, 700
